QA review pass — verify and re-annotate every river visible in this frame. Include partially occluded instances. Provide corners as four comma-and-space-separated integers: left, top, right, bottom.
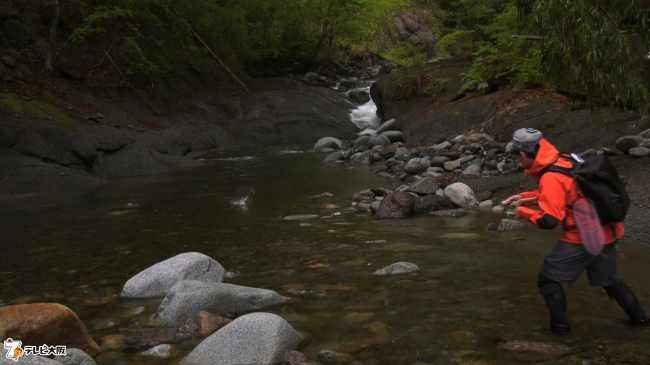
1, 144, 650, 365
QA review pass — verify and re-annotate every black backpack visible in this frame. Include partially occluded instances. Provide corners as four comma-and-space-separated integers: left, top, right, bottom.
542, 154, 630, 225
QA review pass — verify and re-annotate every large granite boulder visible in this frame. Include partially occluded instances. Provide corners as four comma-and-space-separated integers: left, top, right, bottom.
181, 313, 302, 365
443, 183, 479, 208
121, 252, 225, 299
314, 137, 343, 152
151, 280, 288, 326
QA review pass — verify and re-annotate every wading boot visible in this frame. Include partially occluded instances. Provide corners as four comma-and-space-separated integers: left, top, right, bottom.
539, 274, 572, 334
605, 281, 649, 327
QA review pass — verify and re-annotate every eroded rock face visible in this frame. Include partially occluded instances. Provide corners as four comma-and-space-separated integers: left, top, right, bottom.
0, 303, 100, 358
374, 192, 415, 219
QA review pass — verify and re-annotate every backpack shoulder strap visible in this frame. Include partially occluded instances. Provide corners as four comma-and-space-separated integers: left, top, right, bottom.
541, 154, 576, 178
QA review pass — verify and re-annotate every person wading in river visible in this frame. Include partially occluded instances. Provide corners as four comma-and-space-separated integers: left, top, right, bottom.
503, 128, 649, 333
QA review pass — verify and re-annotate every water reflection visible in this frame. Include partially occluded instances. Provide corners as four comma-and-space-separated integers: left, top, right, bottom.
0, 146, 649, 364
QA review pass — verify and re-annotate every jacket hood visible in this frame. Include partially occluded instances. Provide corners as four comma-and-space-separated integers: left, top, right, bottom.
525, 138, 561, 179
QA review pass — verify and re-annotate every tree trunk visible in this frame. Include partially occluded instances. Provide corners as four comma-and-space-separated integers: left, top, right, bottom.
45, 0, 60, 74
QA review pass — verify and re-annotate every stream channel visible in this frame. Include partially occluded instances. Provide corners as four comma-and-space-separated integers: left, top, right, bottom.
1, 85, 649, 365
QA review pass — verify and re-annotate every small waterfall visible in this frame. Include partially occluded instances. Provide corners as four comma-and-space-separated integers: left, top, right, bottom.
346, 82, 381, 135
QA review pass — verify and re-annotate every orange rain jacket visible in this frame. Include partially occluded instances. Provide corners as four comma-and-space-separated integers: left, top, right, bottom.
516, 138, 624, 244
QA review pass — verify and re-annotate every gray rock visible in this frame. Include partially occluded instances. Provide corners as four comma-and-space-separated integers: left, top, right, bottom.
320, 147, 336, 154
430, 156, 450, 167
428, 166, 444, 173
349, 90, 371, 105
408, 177, 439, 195
121, 252, 225, 299
470, 158, 485, 168
371, 144, 384, 153
314, 137, 343, 152
450, 135, 466, 145
639, 129, 650, 139
380, 130, 404, 143
283, 214, 319, 221
181, 313, 302, 365
353, 189, 375, 202
152, 280, 288, 326
443, 159, 461, 171
141, 345, 172, 358
374, 192, 415, 219
0, 356, 60, 365
317, 192, 334, 198
432, 141, 452, 152
368, 134, 391, 148
629, 147, 650, 158
429, 208, 468, 217
53, 348, 96, 365
414, 194, 451, 213
369, 200, 381, 212
302, 72, 320, 83
640, 139, 650, 149
578, 148, 597, 159
479, 200, 494, 208
444, 182, 478, 208
394, 147, 410, 161
615, 135, 644, 153
377, 172, 393, 179
350, 150, 371, 164
466, 133, 493, 143
485, 223, 498, 231
373, 262, 419, 276
353, 136, 370, 149
492, 205, 505, 214
497, 219, 525, 232
404, 157, 430, 174
323, 151, 343, 163
370, 152, 383, 163
461, 164, 481, 176
376, 119, 397, 135
422, 171, 441, 178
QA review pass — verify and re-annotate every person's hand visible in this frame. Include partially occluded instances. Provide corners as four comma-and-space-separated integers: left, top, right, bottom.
503, 194, 523, 207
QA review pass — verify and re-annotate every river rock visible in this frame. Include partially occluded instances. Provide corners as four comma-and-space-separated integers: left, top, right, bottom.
354, 136, 370, 149
429, 156, 450, 167
376, 119, 397, 135
478, 200, 494, 209
404, 158, 430, 174
55, 348, 97, 365
349, 90, 371, 105
498, 340, 570, 356
497, 219, 525, 232
283, 214, 319, 221
492, 205, 505, 214
353, 189, 375, 202
374, 192, 415, 219
151, 280, 288, 326
373, 262, 419, 276
380, 131, 404, 143
181, 313, 302, 365
629, 147, 650, 157
302, 72, 320, 83
444, 183, 478, 208
615, 135, 644, 153
0, 304, 100, 357
408, 177, 439, 195
429, 208, 468, 217
414, 195, 451, 214
314, 137, 343, 152
323, 151, 343, 163
466, 133, 493, 143
0, 356, 61, 364
432, 141, 452, 153
121, 252, 225, 299
368, 134, 390, 148
141, 344, 172, 358
639, 128, 650, 139
461, 164, 481, 176
350, 150, 371, 164
379, 144, 398, 159
394, 147, 410, 161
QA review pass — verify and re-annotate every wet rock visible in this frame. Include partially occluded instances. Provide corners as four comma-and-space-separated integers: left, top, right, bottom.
629, 147, 650, 158
369, 153, 383, 164
368, 134, 390, 148
379, 144, 398, 159
0, 355, 61, 364
408, 177, 439, 195
353, 189, 375, 202
373, 262, 419, 276
323, 151, 343, 163
350, 150, 371, 164
492, 205, 505, 214
121, 252, 225, 299
190, 311, 233, 337
141, 344, 172, 358
450, 135, 466, 145
404, 157, 430, 174
497, 219, 524, 232
578, 148, 597, 158
101, 335, 124, 349
349, 90, 371, 105
354, 136, 370, 150
56, 348, 97, 365
429, 208, 467, 217
429, 156, 450, 167
376, 119, 397, 135
283, 350, 310, 364
461, 164, 481, 176
432, 141, 452, 153
314, 137, 343, 152
640, 139, 650, 148
380, 130, 404, 143
284, 215, 319, 221
479, 200, 494, 208
317, 192, 334, 197
443, 182, 478, 208
302, 72, 320, 83
639, 128, 650, 139
374, 192, 415, 219
485, 223, 498, 231
181, 313, 302, 365
615, 135, 644, 153
369, 200, 381, 213
0, 303, 100, 357
498, 340, 571, 356
152, 280, 288, 326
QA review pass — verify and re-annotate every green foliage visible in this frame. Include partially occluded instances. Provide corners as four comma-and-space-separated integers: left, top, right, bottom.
437, 30, 476, 59
384, 43, 427, 68
534, 0, 650, 109
384, 67, 451, 101
463, 4, 543, 85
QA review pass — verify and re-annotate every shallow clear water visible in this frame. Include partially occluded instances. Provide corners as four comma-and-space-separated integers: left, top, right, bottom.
1, 146, 649, 365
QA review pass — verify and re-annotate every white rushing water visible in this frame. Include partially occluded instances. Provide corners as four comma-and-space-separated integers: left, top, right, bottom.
346, 83, 381, 135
